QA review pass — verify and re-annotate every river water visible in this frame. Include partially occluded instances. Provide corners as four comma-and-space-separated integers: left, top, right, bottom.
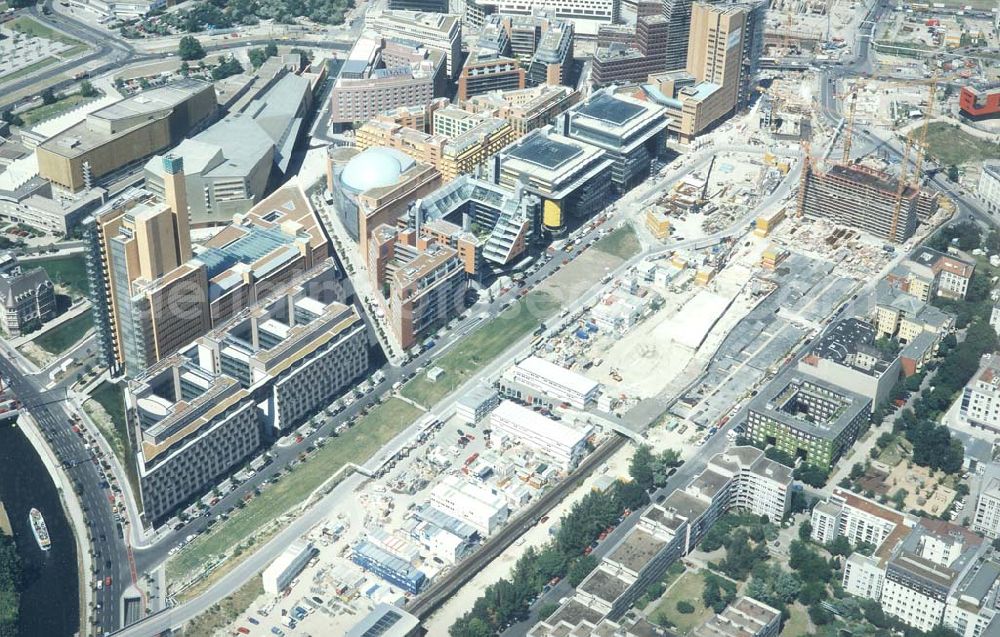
0, 419, 79, 637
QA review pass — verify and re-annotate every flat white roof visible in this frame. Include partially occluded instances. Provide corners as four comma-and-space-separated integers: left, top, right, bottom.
516, 356, 599, 396
263, 538, 312, 579
433, 475, 507, 514
492, 400, 590, 449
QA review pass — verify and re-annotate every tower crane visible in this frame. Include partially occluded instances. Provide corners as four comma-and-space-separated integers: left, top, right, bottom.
842, 83, 861, 164
911, 70, 939, 189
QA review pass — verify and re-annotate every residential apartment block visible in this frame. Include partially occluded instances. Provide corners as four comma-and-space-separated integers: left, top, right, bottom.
457, 52, 526, 101
528, 447, 791, 634
368, 11, 463, 79
128, 262, 367, 523
887, 246, 977, 302
797, 317, 902, 407
0, 255, 55, 337
811, 489, 1000, 636
972, 463, 1000, 538
881, 521, 986, 633
961, 354, 1000, 434
745, 371, 872, 470
367, 225, 466, 349
463, 85, 581, 137
979, 161, 1000, 216
692, 597, 781, 637
355, 110, 515, 183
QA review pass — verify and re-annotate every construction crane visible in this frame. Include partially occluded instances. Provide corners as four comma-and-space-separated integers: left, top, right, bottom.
842, 83, 861, 164
889, 133, 913, 243
910, 70, 939, 189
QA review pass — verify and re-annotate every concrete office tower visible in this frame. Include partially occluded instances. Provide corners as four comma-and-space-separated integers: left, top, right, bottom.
661, 0, 694, 70
686, 3, 747, 117
87, 188, 210, 377
369, 11, 463, 79
161, 154, 191, 263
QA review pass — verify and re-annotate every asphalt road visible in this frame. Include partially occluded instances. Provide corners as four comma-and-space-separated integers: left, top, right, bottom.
0, 349, 130, 634
0, 4, 352, 113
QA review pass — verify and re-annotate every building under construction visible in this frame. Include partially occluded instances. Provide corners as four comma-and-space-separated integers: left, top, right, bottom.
797, 163, 920, 243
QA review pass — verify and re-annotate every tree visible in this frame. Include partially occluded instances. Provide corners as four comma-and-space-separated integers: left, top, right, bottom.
947, 164, 960, 182
265, 41, 278, 57
41, 87, 57, 105
747, 563, 800, 611
827, 535, 852, 557
180, 61, 191, 77
79, 80, 98, 98
809, 603, 833, 625
799, 580, 828, 605
1, 110, 23, 127
248, 46, 270, 68
211, 55, 244, 80
566, 555, 597, 588
178, 35, 206, 61
676, 600, 695, 614
629, 445, 656, 492
799, 520, 813, 542
849, 462, 865, 480
793, 464, 829, 488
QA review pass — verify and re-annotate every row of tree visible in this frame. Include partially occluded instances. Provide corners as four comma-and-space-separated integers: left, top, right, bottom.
449, 478, 648, 637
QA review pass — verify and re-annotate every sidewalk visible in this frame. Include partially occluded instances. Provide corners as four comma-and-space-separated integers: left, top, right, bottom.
9, 299, 91, 349
71, 386, 153, 550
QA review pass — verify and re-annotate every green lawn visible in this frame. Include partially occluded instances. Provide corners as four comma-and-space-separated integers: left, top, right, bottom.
0, 56, 58, 83
9, 17, 83, 46
923, 122, 1000, 167
400, 290, 559, 407
877, 434, 910, 466
86, 381, 141, 502
167, 397, 423, 584
32, 312, 93, 354
592, 225, 641, 260
780, 603, 811, 636
33, 254, 90, 299
650, 571, 714, 634
20, 93, 95, 126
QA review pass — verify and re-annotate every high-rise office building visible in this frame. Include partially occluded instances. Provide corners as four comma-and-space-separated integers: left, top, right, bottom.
686, 3, 747, 116
661, 0, 693, 70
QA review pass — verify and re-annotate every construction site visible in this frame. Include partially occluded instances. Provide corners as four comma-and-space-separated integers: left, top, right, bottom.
764, 0, 874, 60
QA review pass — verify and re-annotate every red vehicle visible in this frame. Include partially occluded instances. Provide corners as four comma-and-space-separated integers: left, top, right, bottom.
549, 576, 560, 586
464, 452, 479, 466
584, 546, 593, 556
104, 576, 112, 587
236, 628, 250, 635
